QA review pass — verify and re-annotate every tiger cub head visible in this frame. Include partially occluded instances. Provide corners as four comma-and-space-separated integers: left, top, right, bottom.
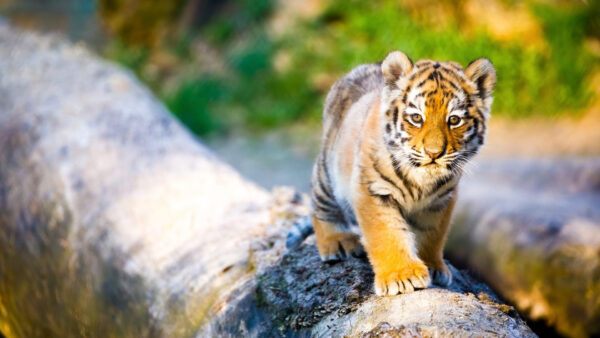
380, 51, 496, 178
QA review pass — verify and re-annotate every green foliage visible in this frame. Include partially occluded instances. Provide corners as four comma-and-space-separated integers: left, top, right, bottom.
243, 0, 273, 22
164, 76, 229, 136
106, 0, 599, 136
203, 18, 236, 45
99, 0, 185, 47
165, 0, 318, 133
104, 40, 149, 77
282, 0, 596, 117
203, 0, 273, 45
531, 2, 596, 110
164, 34, 318, 134
229, 36, 272, 78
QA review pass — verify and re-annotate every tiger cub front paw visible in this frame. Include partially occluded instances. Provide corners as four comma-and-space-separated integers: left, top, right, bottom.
374, 261, 431, 296
429, 262, 452, 286
317, 233, 365, 262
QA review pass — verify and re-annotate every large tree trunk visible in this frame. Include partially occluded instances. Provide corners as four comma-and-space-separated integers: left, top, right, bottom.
0, 24, 271, 337
0, 24, 534, 337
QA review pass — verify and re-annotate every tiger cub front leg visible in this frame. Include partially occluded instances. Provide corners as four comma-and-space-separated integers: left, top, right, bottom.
413, 195, 457, 287
354, 193, 431, 296
313, 217, 365, 262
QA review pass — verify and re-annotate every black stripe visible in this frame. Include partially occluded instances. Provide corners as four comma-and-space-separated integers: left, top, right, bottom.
368, 152, 410, 202
375, 194, 407, 220
408, 157, 420, 168
313, 203, 337, 214
319, 155, 336, 193
317, 175, 335, 200
446, 80, 458, 90
393, 107, 399, 127
416, 61, 431, 69
390, 155, 417, 200
372, 160, 406, 201
428, 174, 455, 197
436, 186, 455, 199
465, 95, 473, 108
408, 68, 424, 81
465, 119, 479, 144
455, 103, 466, 111
450, 63, 463, 71
414, 183, 423, 200
439, 66, 452, 74
315, 211, 345, 224
314, 193, 338, 209
435, 72, 451, 85
313, 202, 342, 218
474, 107, 485, 122
476, 73, 488, 98
424, 199, 451, 212
367, 186, 406, 219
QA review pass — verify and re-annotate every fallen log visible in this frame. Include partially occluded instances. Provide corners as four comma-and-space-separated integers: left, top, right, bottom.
449, 159, 600, 338
0, 24, 534, 337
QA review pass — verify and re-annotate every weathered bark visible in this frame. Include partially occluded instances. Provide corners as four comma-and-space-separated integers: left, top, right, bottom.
203, 232, 535, 337
0, 24, 272, 337
0, 25, 534, 337
448, 159, 600, 338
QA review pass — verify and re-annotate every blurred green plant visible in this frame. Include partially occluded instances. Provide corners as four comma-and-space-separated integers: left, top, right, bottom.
104, 40, 149, 77
164, 76, 229, 136
531, 2, 597, 110
99, 0, 185, 47
104, 0, 599, 136
283, 0, 596, 118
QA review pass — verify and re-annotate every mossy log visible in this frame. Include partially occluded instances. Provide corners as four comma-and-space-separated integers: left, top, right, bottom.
448, 159, 600, 338
0, 24, 534, 337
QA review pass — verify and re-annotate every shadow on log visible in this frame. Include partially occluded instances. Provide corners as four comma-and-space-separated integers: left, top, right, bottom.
0, 24, 534, 337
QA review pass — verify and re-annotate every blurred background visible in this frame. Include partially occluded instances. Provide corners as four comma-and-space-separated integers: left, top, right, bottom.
1, 0, 598, 192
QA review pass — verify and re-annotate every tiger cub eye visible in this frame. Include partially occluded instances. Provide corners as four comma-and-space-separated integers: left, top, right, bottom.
448, 115, 461, 126
410, 113, 423, 124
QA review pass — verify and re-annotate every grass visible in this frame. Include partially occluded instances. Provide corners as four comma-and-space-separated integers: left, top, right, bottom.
104, 0, 599, 136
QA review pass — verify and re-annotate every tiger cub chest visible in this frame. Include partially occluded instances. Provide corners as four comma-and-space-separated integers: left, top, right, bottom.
365, 162, 458, 215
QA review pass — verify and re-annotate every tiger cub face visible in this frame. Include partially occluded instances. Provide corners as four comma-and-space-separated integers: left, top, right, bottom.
380, 51, 496, 179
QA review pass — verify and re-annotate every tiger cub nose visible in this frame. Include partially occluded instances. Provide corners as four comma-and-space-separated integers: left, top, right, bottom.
425, 147, 445, 160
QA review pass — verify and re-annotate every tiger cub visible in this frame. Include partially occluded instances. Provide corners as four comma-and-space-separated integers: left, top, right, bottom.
310, 51, 496, 296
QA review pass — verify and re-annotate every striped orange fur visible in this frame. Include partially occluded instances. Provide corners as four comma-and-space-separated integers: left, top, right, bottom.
310, 51, 496, 296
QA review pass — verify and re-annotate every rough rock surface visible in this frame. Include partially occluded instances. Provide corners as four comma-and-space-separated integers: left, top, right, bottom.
0, 25, 534, 337
202, 230, 534, 337
448, 159, 600, 338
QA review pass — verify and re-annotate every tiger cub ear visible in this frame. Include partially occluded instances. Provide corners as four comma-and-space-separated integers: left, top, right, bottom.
381, 51, 413, 88
465, 58, 497, 100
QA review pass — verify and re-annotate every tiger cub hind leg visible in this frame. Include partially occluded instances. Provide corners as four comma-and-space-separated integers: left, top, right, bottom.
312, 217, 365, 262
